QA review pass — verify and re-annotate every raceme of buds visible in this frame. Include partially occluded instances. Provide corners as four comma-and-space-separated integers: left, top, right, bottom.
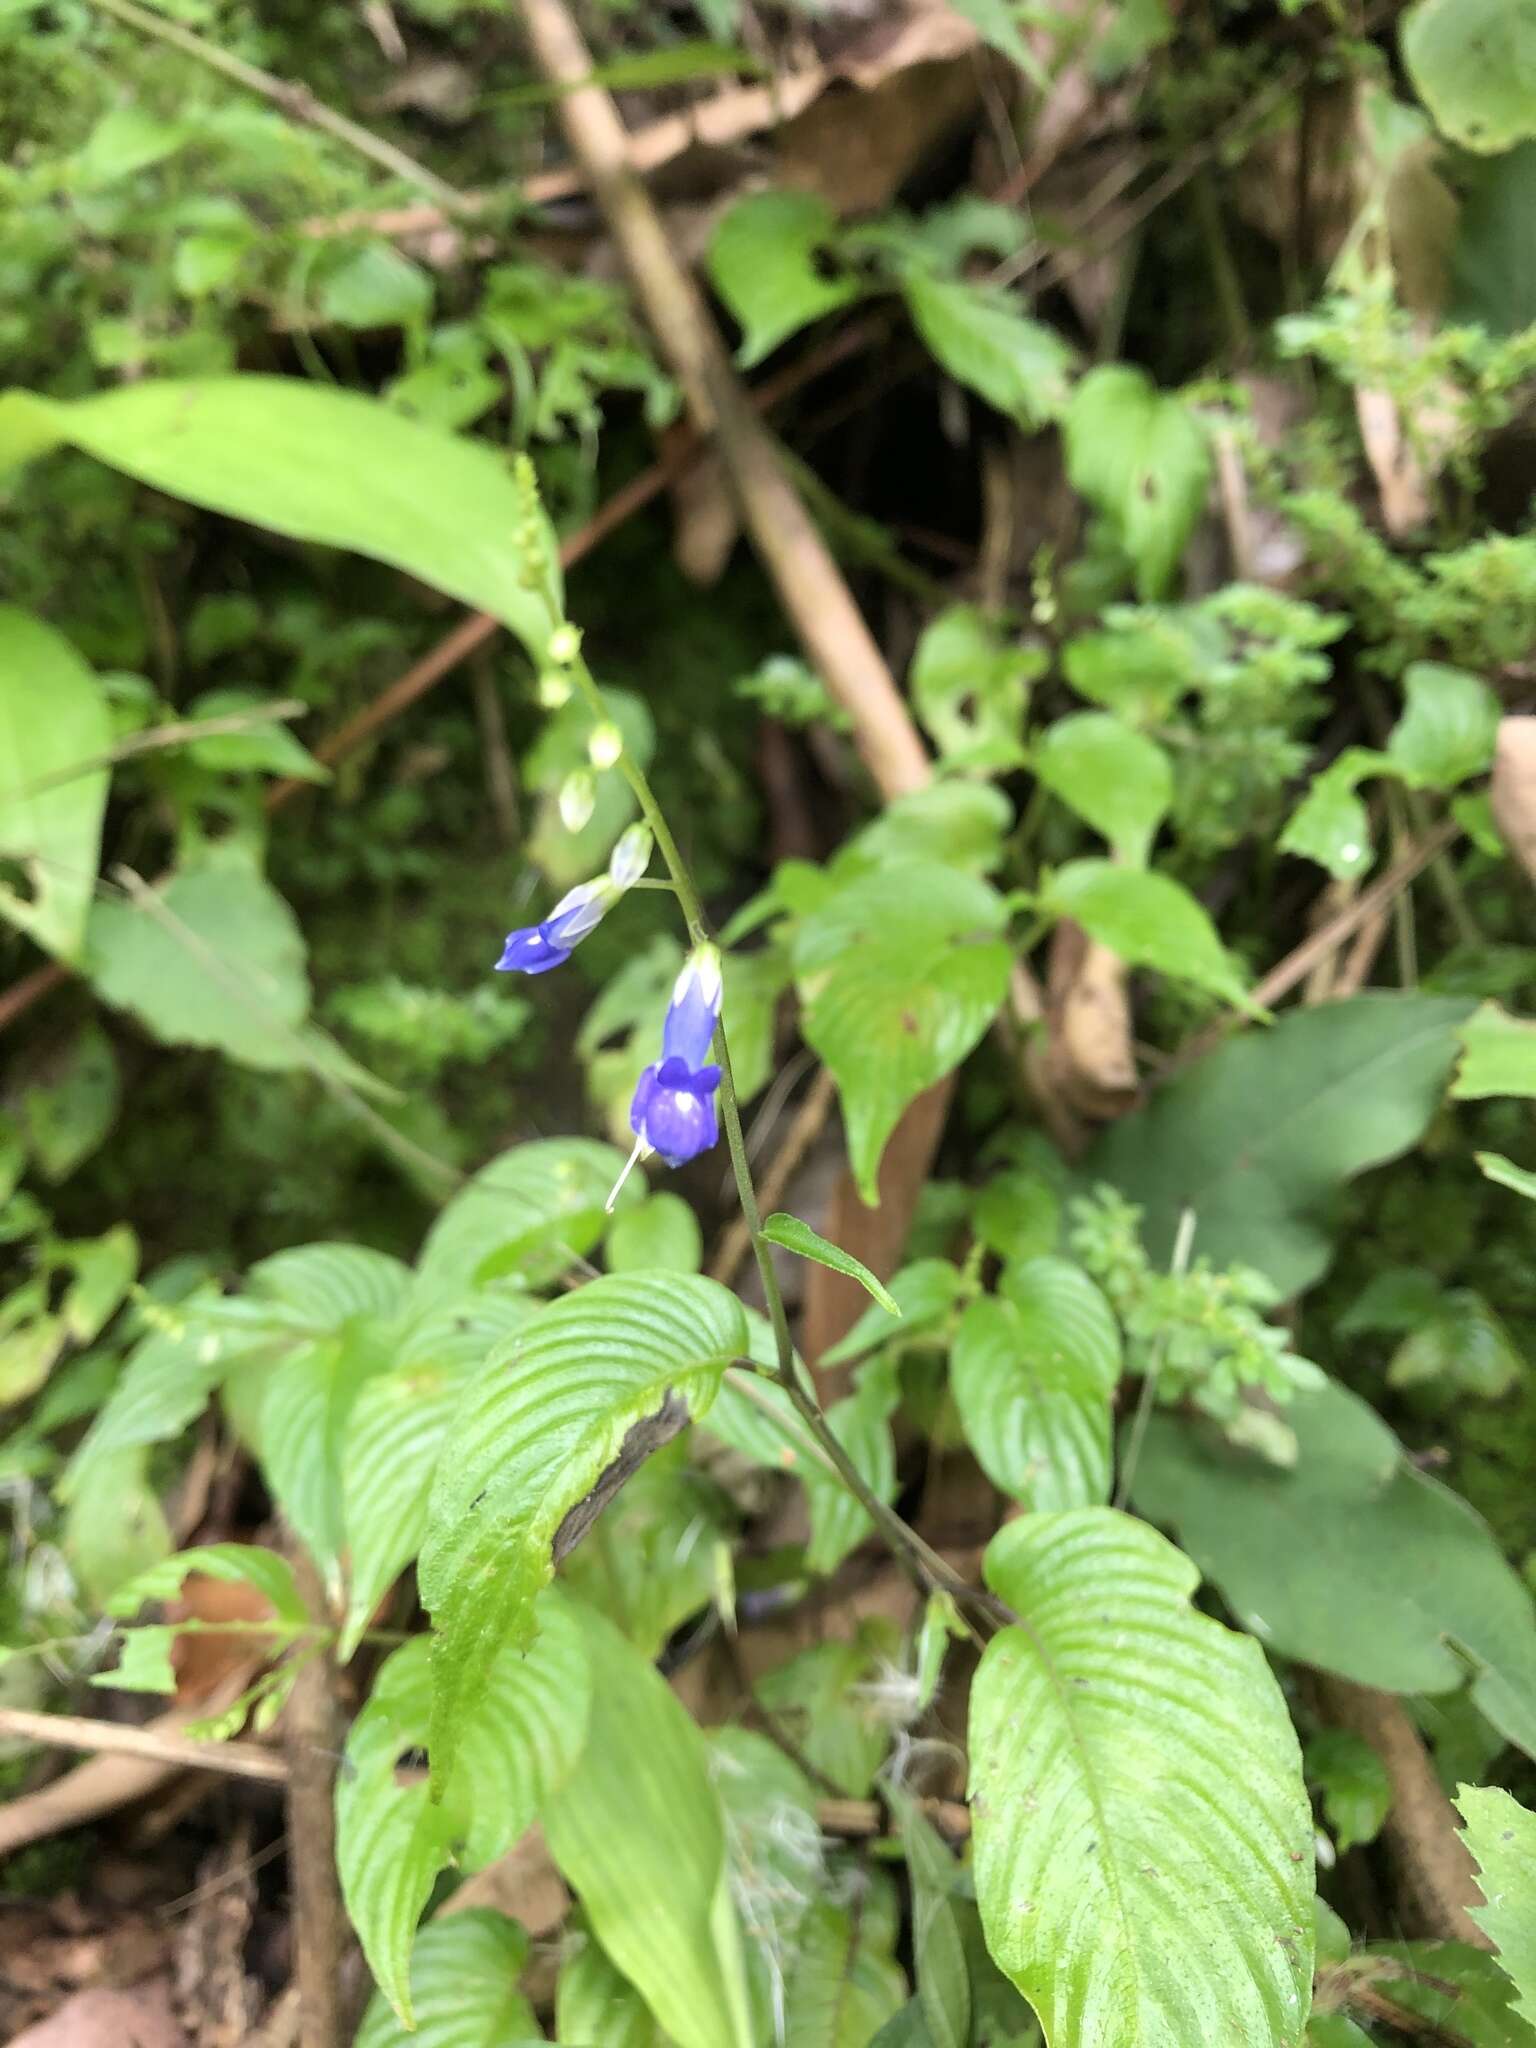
495, 825, 652, 976
607, 943, 725, 1207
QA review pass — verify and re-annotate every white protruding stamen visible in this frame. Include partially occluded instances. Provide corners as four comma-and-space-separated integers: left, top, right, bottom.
605, 1134, 651, 1212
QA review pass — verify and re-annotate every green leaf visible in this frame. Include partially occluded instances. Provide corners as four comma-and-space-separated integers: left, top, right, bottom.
950, 1261, 1120, 1511
708, 191, 857, 368
21, 1022, 120, 1182
66, 1447, 171, 1611
794, 862, 1010, 1205
940, 0, 1046, 82
1457, 1788, 1536, 2026
1387, 1288, 1522, 1400
260, 1323, 393, 1590
972, 1169, 1058, 1265
908, 605, 1037, 769
902, 272, 1072, 428
1040, 860, 1247, 1006
339, 1291, 539, 1658
756, 1626, 900, 1797
0, 378, 560, 663
969, 1507, 1314, 2048
1090, 994, 1474, 1294
804, 1361, 899, 1576
606, 1191, 703, 1274
1479, 1151, 1536, 1202
85, 862, 311, 1070
820, 1258, 964, 1369
247, 1241, 413, 1332
1032, 713, 1172, 865
762, 1213, 900, 1315
705, 1727, 823, 2037
60, 1324, 234, 1502
418, 1137, 636, 1290
1279, 750, 1382, 881
542, 1602, 754, 2048
1387, 662, 1501, 789
560, 1438, 733, 1656
782, 1893, 908, 2047
56, 1224, 138, 1344
352, 1910, 539, 2048
1063, 366, 1211, 599
338, 1602, 589, 2025
1306, 1729, 1392, 1853
72, 103, 191, 186
1452, 142, 1536, 335
419, 1272, 746, 1786
1402, 0, 1536, 154
557, 1931, 670, 2048
1361, 1938, 1536, 2048
0, 605, 113, 961
184, 688, 327, 782
316, 243, 432, 331
893, 1793, 970, 2048
1455, 1001, 1536, 1099
106, 1541, 307, 1624
1130, 1380, 1536, 1761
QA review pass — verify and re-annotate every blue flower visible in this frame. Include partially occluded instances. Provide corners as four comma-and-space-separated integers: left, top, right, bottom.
607, 944, 725, 1205
495, 825, 651, 976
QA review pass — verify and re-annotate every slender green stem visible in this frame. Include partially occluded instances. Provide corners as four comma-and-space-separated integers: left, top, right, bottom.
562, 652, 997, 1620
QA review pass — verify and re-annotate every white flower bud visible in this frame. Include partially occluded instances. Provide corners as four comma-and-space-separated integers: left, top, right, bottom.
536, 671, 571, 709
608, 823, 653, 891
588, 720, 624, 771
547, 623, 582, 666
558, 769, 596, 834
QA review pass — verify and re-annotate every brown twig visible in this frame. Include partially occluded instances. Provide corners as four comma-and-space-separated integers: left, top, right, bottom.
1313, 1675, 1493, 1949
0, 1706, 286, 1784
514, 0, 932, 803
87, 0, 474, 215
285, 1558, 345, 2048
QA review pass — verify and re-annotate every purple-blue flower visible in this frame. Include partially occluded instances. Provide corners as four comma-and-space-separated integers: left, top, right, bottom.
607, 944, 725, 1206
495, 825, 651, 976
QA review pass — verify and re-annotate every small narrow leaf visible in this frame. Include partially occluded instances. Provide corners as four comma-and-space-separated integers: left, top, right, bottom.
106, 1542, 307, 1624
969, 1507, 1314, 2047
543, 1603, 755, 2048
1479, 1151, 1536, 1202
902, 272, 1071, 427
762, 1213, 900, 1315
1454, 1001, 1536, 1099
1457, 1787, 1536, 2025
419, 1272, 746, 1785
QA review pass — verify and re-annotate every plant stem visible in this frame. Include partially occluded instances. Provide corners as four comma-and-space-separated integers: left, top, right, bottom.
563, 655, 998, 1621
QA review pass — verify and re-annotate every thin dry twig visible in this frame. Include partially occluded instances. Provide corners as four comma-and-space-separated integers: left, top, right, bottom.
515, 0, 934, 804
0, 1707, 287, 1785
284, 1558, 345, 2048
87, 0, 474, 214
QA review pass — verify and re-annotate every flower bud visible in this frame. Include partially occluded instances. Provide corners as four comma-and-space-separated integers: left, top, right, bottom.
607, 824, 653, 891
588, 720, 624, 771
536, 671, 571, 709
547, 623, 582, 667
558, 769, 596, 834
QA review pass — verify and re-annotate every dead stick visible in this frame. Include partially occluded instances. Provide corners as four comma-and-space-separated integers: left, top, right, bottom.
1314, 1675, 1492, 1949
514, 0, 931, 804
0, 1706, 286, 1784
286, 1559, 345, 2048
